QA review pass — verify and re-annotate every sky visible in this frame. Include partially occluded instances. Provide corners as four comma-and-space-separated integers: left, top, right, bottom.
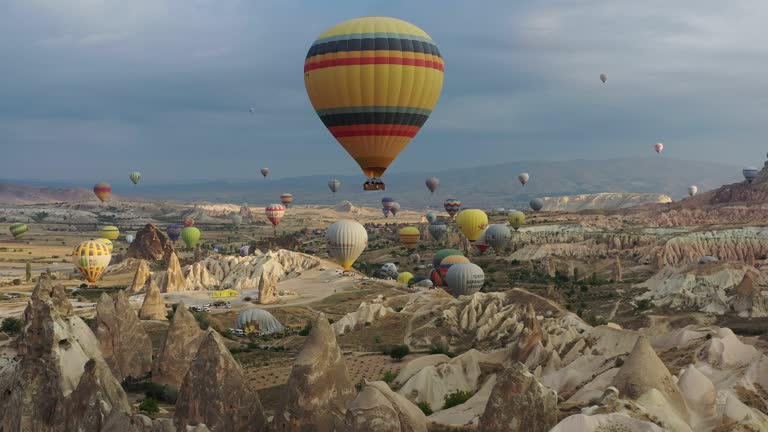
2, 0, 767, 183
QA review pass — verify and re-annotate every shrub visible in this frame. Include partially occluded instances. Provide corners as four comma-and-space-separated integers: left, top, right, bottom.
429, 343, 454, 357
381, 370, 397, 384
443, 390, 473, 409
1, 317, 23, 335
417, 401, 433, 416
388, 344, 410, 361
298, 321, 313, 336
12, 279, 21, 286
373, 335, 382, 344
138, 398, 159, 415
143, 382, 178, 404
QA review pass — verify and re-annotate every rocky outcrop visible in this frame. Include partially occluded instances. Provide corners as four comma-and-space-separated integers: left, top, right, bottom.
550, 413, 665, 432
478, 363, 558, 432
696, 327, 758, 369
272, 314, 355, 432
139, 278, 167, 320
152, 302, 206, 389
30, 274, 73, 317
160, 252, 188, 293
175, 330, 266, 431
126, 223, 175, 262
540, 193, 672, 211
397, 350, 482, 412
332, 297, 395, 335
506, 303, 547, 364
732, 269, 768, 317
257, 271, 276, 305
345, 380, 427, 432
95, 291, 153, 381
129, 259, 151, 293
677, 364, 716, 418
647, 228, 768, 267
2, 279, 133, 431
334, 200, 360, 213
613, 257, 623, 282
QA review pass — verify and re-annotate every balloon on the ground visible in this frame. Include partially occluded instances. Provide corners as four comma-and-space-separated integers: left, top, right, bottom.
183, 218, 194, 228
485, 224, 511, 251
397, 272, 414, 285
236, 309, 285, 335
654, 143, 664, 154
743, 167, 759, 183
688, 185, 698, 197
426, 212, 438, 224
530, 198, 544, 212
93, 183, 111, 202
600, 73, 607, 83
432, 249, 464, 269
181, 227, 201, 248
428, 221, 448, 242
399, 226, 420, 249
100, 225, 120, 240
508, 210, 526, 230
166, 224, 182, 241
265, 204, 286, 227
446, 262, 484, 297
93, 238, 113, 252
280, 193, 294, 207
326, 220, 368, 271
425, 177, 440, 194
328, 179, 341, 194
261, 168, 270, 178
9, 223, 28, 239
518, 173, 529, 186
73, 240, 111, 283
304, 16, 445, 190
444, 198, 461, 217
125, 234, 135, 244
439, 254, 470, 277
456, 209, 488, 243
129, 172, 141, 185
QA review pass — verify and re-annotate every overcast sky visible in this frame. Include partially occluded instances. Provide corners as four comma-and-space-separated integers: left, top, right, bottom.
2, 0, 767, 183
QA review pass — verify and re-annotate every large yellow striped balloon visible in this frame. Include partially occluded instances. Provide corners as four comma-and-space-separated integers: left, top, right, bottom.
304, 17, 444, 181
93, 238, 113, 252
72, 240, 112, 283
9, 223, 28, 239
456, 209, 489, 243
399, 226, 420, 249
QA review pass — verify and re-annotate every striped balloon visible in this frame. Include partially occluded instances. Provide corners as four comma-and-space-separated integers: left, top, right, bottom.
304, 17, 445, 183
9, 223, 28, 239
439, 254, 470, 278
446, 263, 485, 297
93, 238, 113, 252
328, 179, 341, 194
326, 220, 368, 271
129, 171, 141, 185
99, 225, 120, 240
72, 240, 111, 283
280, 193, 294, 207
399, 226, 420, 249
444, 198, 461, 217
93, 182, 112, 203
265, 204, 285, 227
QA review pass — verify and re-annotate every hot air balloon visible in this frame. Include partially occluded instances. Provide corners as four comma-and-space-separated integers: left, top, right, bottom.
654, 143, 664, 154
280, 193, 294, 207
326, 220, 368, 271
9, 223, 28, 239
444, 199, 461, 218
328, 179, 341, 194
397, 272, 414, 285
390, 202, 401, 217
425, 177, 440, 194
439, 254, 470, 278
446, 263, 484, 297
426, 212, 438, 224
518, 173, 530, 186
249, 107, 255, 114
530, 198, 544, 212
261, 168, 270, 178
473, 229, 490, 253
428, 221, 448, 242
125, 234, 135, 244
265, 204, 285, 230
73, 240, 111, 284
166, 224, 182, 242
240, 245, 251, 257
382, 197, 395, 211
600, 73, 607, 83
399, 227, 420, 249
382, 208, 391, 218
99, 226, 120, 240
93, 238, 113, 252
743, 167, 759, 183
181, 227, 201, 248
129, 171, 141, 186
93, 183, 112, 203
432, 249, 464, 269
304, 17, 445, 191
183, 218, 195, 228
230, 214, 243, 226
485, 224, 511, 251
456, 209, 488, 243
430, 269, 444, 287
688, 185, 698, 197
508, 211, 526, 231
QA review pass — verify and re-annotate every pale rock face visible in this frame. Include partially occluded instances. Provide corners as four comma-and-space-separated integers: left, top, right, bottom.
428, 374, 496, 428
677, 364, 716, 418
397, 349, 482, 412
95, 291, 153, 381
550, 413, 665, 432
272, 314, 355, 432
723, 393, 768, 430
477, 363, 558, 432
539, 193, 672, 211
541, 355, 615, 398
129, 259, 151, 293
344, 381, 427, 432
138, 277, 167, 321
393, 354, 452, 388
332, 300, 395, 335
160, 252, 188, 293
564, 368, 620, 405
152, 303, 206, 389
648, 228, 768, 267
174, 330, 266, 432
696, 327, 759, 369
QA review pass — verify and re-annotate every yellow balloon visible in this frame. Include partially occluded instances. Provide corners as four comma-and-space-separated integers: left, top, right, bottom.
508, 211, 526, 231
456, 209, 488, 243
72, 240, 111, 283
397, 272, 414, 284
93, 238, 113, 252
100, 225, 120, 240
399, 226, 420, 249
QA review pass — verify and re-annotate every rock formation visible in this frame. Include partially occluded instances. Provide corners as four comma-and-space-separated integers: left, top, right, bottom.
478, 363, 558, 432
539, 193, 672, 211
138, 278, 167, 320
126, 223, 175, 262
30, 274, 72, 316
332, 298, 395, 335
152, 302, 206, 389
2, 278, 133, 431
345, 380, 427, 432
272, 313, 355, 432
95, 291, 153, 381
175, 330, 266, 432
506, 303, 547, 364
160, 252, 188, 293
677, 364, 716, 418
613, 256, 623, 282
397, 350, 482, 412
129, 259, 151, 293
731, 268, 768, 317
550, 413, 665, 432
257, 271, 276, 305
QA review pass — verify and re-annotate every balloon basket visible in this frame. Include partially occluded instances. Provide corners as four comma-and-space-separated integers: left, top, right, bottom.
364, 179, 385, 191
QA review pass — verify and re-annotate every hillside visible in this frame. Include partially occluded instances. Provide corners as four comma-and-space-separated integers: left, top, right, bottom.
0, 182, 97, 205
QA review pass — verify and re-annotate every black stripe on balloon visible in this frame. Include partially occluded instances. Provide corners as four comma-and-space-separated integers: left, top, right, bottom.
306, 38, 442, 59
319, 112, 430, 128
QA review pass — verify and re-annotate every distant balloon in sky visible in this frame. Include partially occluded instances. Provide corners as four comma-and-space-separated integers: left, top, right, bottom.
265, 204, 285, 227
280, 193, 294, 207
444, 198, 461, 218
183, 218, 194, 228
326, 220, 368, 271
93, 183, 111, 203
261, 168, 270, 178
381, 197, 395, 212
654, 143, 664, 154
99, 225, 120, 240
518, 173, 529, 186
125, 234, 135, 244
129, 172, 141, 186
688, 185, 698, 197
9, 223, 28, 239
530, 198, 544, 212
425, 177, 440, 194
304, 16, 445, 191
600, 73, 607, 83
743, 167, 759, 183
249, 107, 255, 114
328, 179, 341, 194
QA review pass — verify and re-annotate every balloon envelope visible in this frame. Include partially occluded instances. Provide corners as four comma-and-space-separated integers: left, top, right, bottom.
530, 198, 544, 212
166, 224, 182, 241
397, 272, 414, 284
265, 204, 286, 226
240, 245, 251, 257
508, 211, 526, 230
129, 172, 141, 185
444, 199, 461, 217
428, 222, 447, 242
399, 226, 420, 249
326, 220, 368, 270
425, 177, 440, 193
100, 226, 120, 241
518, 173, 529, 186
743, 167, 759, 183
654, 143, 664, 154
125, 234, 134, 244
600, 73, 607, 83
280, 193, 294, 206
456, 209, 488, 242
439, 254, 470, 277
485, 224, 511, 251
426, 212, 438, 224
72, 240, 111, 283
93, 238, 113, 252
304, 17, 445, 181
183, 218, 194, 228
93, 183, 111, 203
261, 168, 270, 177
328, 179, 341, 193
390, 202, 401, 216
181, 227, 201, 248
432, 249, 464, 269
9, 223, 28, 239
446, 263, 484, 297
688, 185, 698, 197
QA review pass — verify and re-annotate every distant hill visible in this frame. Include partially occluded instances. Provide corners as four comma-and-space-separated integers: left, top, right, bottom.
1, 157, 745, 209
0, 183, 96, 205
679, 161, 768, 207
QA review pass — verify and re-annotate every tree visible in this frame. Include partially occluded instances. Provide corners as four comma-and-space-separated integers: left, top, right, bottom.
1, 317, 23, 335
388, 344, 410, 361
25, 263, 31, 282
